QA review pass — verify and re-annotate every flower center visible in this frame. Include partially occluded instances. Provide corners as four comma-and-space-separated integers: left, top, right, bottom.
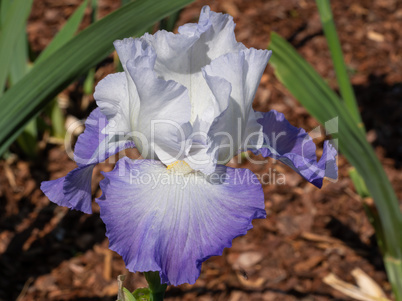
166, 160, 193, 175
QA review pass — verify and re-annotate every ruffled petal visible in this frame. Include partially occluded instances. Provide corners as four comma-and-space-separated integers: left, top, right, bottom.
97, 158, 265, 285
74, 108, 135, 166
203, 49, 271, 162
113, 38, 150, 132
257, 110, 338, 188
93, 72, 131, 133
143, 6, 246, 123
41, 108, 135, 213
178, 5, 245, 60
126, 51, 192, 164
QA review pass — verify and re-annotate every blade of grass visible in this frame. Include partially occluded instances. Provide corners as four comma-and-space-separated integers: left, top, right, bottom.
35, 0, 88, 65
316, 0, 364, 131
0, 0, 33, 96
0, 0, 195, 155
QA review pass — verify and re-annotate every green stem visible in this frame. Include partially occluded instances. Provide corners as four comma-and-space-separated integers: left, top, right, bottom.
144, 271, 167, 301
315, 0, 364, 132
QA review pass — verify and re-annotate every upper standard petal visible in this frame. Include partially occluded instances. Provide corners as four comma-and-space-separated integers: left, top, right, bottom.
203, 49, 271, 163
143, 6, 246, 124
126, 51, 192, 165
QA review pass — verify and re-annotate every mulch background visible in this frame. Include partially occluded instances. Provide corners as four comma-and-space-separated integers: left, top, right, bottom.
1, 0, 401, 300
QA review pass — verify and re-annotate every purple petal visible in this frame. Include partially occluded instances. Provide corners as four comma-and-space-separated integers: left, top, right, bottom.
41, 108, 135, 213
41, 177, 71, 208
73, 108, 107, 165
257, 110, 338, 188
97, 158, 265, 285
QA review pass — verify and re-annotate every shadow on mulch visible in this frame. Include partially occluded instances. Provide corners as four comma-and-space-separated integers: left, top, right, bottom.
326, 217, 384, 271
356, 74, 402, 169
0, 205, 105, 301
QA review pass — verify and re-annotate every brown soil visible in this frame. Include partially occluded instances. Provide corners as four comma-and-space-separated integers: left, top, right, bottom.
1, 0, 401, 300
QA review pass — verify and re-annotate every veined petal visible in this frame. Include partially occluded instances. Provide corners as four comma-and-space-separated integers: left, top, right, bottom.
41, 108, 135, 213
113, 38, 151, 132
41, 177, 71, 208
242, 109, 264, 152
126, 53, 192, 165
97, 158, 265, 285
41, 165, 94, 214
257, 110, 338, 188
93, 72, 131, 133
74, 108, 135, 166
204, 49, 271, 119
203, 49, 271, 162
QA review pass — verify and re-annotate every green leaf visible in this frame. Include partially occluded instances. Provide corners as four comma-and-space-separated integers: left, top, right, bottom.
9, 29, 29, 85
123, 287, 137, 301
16, 119, 38, 158
90, 0, 98, 22
50, 99, 66, 139
132, 287, 151, 301
268, 32, 402, 258
0, 0, 33, 96
348, 168, 369, 198
121, 0, 134, 6
0, 0, 195, 155
1, 0, 36, 157
83, 67, 95, 95
35, 0, 88, 65
315, 0, 363, 131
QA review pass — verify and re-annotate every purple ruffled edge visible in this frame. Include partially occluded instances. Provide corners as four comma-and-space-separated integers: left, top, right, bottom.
257, 110, 338, 188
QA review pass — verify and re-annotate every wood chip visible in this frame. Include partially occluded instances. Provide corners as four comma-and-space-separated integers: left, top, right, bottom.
367, 31, 385, 42
324, 269, 390, 301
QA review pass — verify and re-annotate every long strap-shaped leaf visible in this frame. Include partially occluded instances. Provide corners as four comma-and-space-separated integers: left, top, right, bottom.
0, 0, 194, 155
0, 0, 33, 96
35, 0, 88, 65
268, 32, 402, 259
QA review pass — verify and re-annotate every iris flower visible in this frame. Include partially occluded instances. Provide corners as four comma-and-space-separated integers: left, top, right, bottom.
41, 6, 337, 286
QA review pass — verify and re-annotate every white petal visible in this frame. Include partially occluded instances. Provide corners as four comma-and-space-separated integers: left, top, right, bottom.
143, 6, 246, 123
126, 52, 192, 164
113, 38, 152, 132
203, 49, 271, 162
93, 72, 131, 133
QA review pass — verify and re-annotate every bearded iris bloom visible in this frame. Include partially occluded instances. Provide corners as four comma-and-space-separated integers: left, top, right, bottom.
41, 6, 337, 286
